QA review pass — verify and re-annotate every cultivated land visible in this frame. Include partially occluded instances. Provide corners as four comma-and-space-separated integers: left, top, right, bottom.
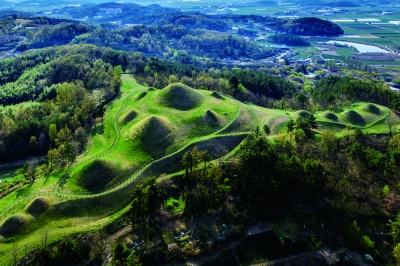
0, 74, 399, 264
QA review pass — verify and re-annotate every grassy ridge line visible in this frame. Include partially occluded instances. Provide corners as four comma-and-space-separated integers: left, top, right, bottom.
53, 90, 244, 196
60, 76, 139, 179
315, 107, 390, 130
0, 132, 250, 220
55, 132, 250, 198
212, 99, 242, 135
0, 76, 140, 219
0, 85, 245, 218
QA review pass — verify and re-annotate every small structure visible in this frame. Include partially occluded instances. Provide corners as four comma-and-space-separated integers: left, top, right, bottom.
175, 230, 191, 240
131, 240, 144, 250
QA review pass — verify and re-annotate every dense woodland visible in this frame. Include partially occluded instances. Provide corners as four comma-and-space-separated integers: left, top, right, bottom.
275, 17, 344, 36
267, 34, 310, 46
21, 127, 400, 265
0, 45, 123, 163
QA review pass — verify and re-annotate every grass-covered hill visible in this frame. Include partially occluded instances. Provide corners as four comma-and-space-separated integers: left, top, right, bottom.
275, 17, 344, 36
0, 72, 399, 266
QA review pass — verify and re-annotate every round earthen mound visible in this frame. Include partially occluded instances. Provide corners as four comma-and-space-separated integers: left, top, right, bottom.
119, 110, 139, 125
157, 83, 204, 110
25, 197, 50, 218
0, 214, 28, 238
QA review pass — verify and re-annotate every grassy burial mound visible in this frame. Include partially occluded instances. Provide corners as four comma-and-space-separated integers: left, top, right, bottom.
359, 103, 381, 115
157, 83, 204, 110
203, 110, 225, 129
118, 109, 139, 125
0, 214, 30, 238
135, 91, 147, 101
343, 110, 366, 126
75, 159, 121, 192
322, 111, 339, 122
268, 115, 290, 134
24, 197, 50, 218
295, 110, 310, 119
211, 91, 224, 99
130, 115, 174, 156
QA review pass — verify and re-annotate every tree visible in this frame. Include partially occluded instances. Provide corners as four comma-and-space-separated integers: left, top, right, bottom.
394, 243, 400, 263
131, 186, 146, 221
125, 251, 142, 266
168, 75, 179, 84
263, 124, 271, 137
387, 116, 397, 136
114, 243, 125, 265
56, 127, 72, 146
49, 123, 57, 145
182, 151, 193, 179
295, 92, 308, 110
287, 119, 295, 134
321, 130, 337, 156
146, 177, 160, 214
229, 75, 239, 89
23, 161, 38, 184
199, 150, 212, 177
48, 147, 59, 168
29, 136, 37, 149
90, 231, 108, 263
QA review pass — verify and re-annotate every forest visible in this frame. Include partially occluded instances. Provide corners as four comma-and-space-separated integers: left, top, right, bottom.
274, 17, 344, 36
267, 34, 310, 46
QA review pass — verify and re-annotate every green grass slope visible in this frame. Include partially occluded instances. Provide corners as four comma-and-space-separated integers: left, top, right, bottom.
129, 115, 174, 157
157, 83, 204, 110
118, 109, 139, 125
24, 197, 50, 218
0, 213, 31, 238
74, 159, 121, 192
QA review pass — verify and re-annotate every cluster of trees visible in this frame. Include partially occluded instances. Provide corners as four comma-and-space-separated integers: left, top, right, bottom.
0, 45, 123, 162
73, 24, 276, 60
267, 34, 310, 46
274, 17, 344, 36
123, 127, 400, 264
237, 28, 258, 36
157, 13, 231, 31
0, 45, 123, 105
17, 23, 93, 50
20, 230, 142, 266
312, 75, 400, 110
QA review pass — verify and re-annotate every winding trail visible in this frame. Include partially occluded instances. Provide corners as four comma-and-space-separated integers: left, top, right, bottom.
0, 77, 249, 219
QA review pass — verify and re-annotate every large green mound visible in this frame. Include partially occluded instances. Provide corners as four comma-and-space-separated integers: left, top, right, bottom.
268, 115, 290, 134
130, 116, 174, 156
203, 110, 223, 128
296, 110, 310, 118
135, 91, 147, 101
211, 91, 223, 99
0, 214, 29, 238
359, 103, 381, 115
24, 197, 50, 218
75, 159, 120, 192
322, 112, 339, 122
157, 83, 204, 110
119, 109, 139, 125
343, 110, 365, 126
